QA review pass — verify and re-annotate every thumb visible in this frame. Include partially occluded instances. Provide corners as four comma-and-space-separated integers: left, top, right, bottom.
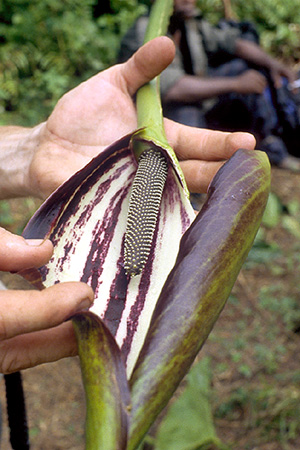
121, 36, 176, 96
0, 227, 53, 272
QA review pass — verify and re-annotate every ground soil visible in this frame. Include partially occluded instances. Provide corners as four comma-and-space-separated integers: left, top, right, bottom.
0, 166, 299, 450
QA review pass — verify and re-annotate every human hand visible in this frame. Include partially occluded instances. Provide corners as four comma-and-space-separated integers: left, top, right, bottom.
235, 69, 267, 95
0, 227, 94, 374
269, 60, 296, 88
165, 122, 255, 192
28, 36, 255, 199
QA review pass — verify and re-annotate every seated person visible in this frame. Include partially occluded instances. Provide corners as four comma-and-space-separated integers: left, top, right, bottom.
118, 0, 300, 171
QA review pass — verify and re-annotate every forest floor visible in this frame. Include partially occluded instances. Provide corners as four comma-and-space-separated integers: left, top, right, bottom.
0, 165, 299, 450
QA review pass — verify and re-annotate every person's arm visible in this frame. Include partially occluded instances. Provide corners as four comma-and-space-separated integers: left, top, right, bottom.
234, 38, 296, 86
0, 124, 45, 199
163, 69, 267, 103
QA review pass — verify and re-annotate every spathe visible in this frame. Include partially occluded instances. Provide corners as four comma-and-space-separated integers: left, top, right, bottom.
22, 132, 195, 375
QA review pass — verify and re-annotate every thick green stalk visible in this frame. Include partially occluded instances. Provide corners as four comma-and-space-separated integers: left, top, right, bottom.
72, 313, 130, 450
131, 0, 187, 192
132, 0, 175, 158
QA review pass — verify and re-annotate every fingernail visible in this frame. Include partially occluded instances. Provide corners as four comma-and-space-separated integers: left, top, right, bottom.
64, 297, 93, 322
25, 239, 45, 246
77, 297, 93, 312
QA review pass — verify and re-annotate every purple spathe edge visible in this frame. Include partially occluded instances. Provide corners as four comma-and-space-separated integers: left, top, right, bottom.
22, 134, 133, 240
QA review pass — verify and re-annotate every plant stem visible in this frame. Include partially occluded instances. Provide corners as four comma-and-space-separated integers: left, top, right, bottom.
132, 0, 174, 158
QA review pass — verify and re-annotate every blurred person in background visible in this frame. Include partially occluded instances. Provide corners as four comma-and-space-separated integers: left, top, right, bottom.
119, 0, 300, 171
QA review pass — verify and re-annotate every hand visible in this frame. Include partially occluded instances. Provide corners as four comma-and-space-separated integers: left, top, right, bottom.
0, 227, 94, 374
166, 123, 255, 193
269, 60, 296, 88
28, 36, 255, 199
235, 69, 267, 95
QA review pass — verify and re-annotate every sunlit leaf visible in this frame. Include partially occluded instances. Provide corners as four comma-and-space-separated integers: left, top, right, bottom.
262, 192, 282, 228
154, 357, 223, 450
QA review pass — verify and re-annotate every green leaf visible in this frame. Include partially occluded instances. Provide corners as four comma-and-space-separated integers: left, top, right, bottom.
286, 199, 300, 216
154, 357, 222, 450
282, 215, 300, 239
262, 192, 282, 228
72, 312, 130, 450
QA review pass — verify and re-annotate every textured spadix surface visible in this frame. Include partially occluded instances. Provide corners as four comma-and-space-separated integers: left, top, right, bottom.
124, 146, 168, 277
22, 133, 195, 376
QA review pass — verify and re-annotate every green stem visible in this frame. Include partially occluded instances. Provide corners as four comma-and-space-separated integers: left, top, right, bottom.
72, 314, 130, 450
132, 0, 189, 194
132, 0, 174, 158
143, 0, 174, 43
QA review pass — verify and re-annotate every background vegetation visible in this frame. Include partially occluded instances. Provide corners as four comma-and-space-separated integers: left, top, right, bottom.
0, 0, 300, 126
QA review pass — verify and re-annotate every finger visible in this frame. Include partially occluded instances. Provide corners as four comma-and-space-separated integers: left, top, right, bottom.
180, 160, 226, 193
0, 322, 77, 374
255, 77, 267, 91
0, 227, 53, 272
165, 122, 256, 161
121, 36, 176, 96
259, 76, 267, 91
273, 74, 283, 89
0, 282, 94, 341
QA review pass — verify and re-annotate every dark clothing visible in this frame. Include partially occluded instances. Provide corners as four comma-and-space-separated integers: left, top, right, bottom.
118, 14, 300, 165
119, 14, 239, 99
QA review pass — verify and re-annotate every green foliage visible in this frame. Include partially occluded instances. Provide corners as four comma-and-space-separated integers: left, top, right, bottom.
282, 199, 300, 239
259, 285, 300, 331
0, 200, 14, 227
215, 384, 300, 444
154, 357, 227, 450
1, 0, 299, 126
245, 232, 281, 268
261, 191, 300, 238
246, 190, 300, 269
0, 198, 40, 234
196, 0, 225, 23
261, 192, 282, 228
196, 0, 300, 60
0, 0, 145, 126
232, 0, 300, 60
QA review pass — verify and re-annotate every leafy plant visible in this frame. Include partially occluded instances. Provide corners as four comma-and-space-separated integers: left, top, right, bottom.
215, 384, 300, 445
1, 0, 299, 126
0, 201, 13, 227
153, 357, 227, 450
196, 0, 300, 60
0, 0, 144, 125
261, 192, 282, 228
258, 285, 300, 331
